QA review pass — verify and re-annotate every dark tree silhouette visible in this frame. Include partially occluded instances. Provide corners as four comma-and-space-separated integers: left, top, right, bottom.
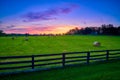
0, 30, 6, 36
66, 24, 120, 35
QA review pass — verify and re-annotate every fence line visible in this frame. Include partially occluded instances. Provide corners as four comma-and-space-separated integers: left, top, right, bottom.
0, 49, 120, 72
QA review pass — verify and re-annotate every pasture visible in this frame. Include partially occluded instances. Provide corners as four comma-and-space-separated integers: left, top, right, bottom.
0, 35, 120, 56
0, 35, 120, 80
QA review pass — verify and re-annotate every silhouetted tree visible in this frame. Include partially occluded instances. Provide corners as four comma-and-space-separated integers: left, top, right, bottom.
0, 30, 6, 36
66, 27, 80, 35
66, 24, 120, 35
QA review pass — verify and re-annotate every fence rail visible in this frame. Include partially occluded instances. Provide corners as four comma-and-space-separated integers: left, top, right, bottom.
0, 49, 120, 72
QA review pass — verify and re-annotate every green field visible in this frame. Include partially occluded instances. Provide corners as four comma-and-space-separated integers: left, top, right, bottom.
1, 60, 120, 80
0, 35, 120, 56
0, 35, 120, 80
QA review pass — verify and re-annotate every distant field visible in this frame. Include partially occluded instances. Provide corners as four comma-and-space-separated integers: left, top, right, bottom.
0, 35, 120, 56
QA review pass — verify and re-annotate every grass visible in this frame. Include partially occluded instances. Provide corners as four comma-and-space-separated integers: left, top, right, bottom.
0, 35, 120, 56
0, 60, 120, 80
0, 35, 120, 80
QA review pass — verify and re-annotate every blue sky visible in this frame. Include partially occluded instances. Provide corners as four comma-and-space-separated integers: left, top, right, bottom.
0, 0, 120, 34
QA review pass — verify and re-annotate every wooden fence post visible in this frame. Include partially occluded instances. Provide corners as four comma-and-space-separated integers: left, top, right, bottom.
62, 53, 65, 67
106, 50, 109, 61
87, 52, 90, 64
32, 55, 34, 69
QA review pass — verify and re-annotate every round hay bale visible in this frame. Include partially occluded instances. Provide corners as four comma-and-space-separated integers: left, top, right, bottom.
12, 37, 15, 40
93, 41, 101, 47
25, 37, 28, 41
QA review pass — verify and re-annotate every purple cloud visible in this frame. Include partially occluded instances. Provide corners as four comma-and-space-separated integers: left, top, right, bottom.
0, 24, 15, 30
0, 21, 2, 24
5, 26, 55, 33
0, 21, 4, 30
22, 4, 78, 22
8, 28, 25, 31
6, 25, 15, 29
22, 11, 56, 22
5, 28, 28, 33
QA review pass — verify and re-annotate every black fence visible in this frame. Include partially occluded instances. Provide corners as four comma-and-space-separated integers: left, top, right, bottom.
0, 49, 120, 73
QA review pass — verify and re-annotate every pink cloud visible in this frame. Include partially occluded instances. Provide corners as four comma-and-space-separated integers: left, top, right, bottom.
4, 25, 76, 34
5, 26, 55, 34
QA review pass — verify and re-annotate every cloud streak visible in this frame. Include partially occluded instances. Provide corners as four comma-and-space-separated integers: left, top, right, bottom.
4, 25, 76, 34
22, 4, 78, 22
0, 24, 15, 30
6, 25, 15, 29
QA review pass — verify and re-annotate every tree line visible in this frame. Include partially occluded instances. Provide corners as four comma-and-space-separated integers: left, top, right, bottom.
66, 24, 120, 35
0, 24, 120, 36
0, 30, 6, 36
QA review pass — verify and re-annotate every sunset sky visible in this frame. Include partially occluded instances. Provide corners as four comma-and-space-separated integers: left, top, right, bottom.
0, 0, 120, 34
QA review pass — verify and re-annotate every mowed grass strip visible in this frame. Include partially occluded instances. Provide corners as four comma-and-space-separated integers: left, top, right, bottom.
0, 60, 120, 80
0, 35, 120, 56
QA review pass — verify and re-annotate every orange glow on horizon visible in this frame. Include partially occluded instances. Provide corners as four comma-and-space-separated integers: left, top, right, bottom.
5, 25, 79, 34
29, 25, 77, 34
